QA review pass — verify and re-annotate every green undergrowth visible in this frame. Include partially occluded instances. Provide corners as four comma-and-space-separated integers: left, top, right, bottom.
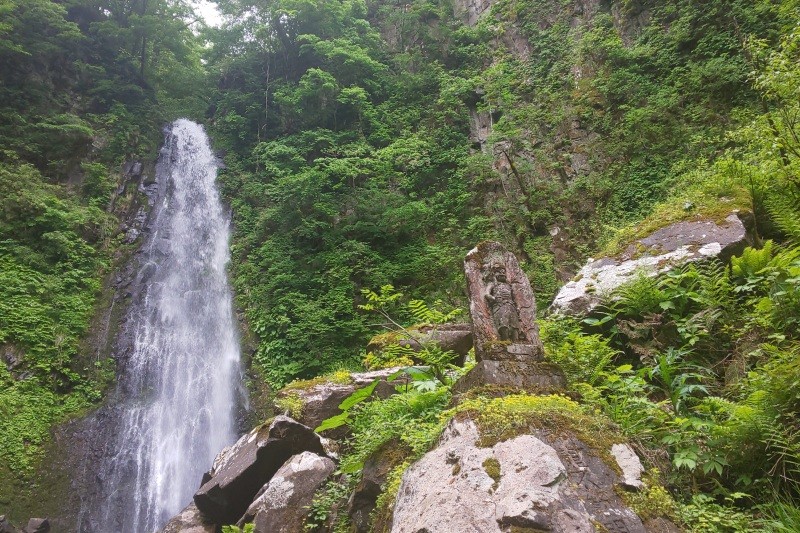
541, 239, 800, 527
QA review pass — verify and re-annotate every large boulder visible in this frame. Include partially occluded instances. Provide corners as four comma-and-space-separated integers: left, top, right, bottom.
193, 415, 326, 525
366, 324, 473, 366
159, 503, 215, 533
391, 418, 667, 533
236, 452, 335, 532
552, 213, 751, 315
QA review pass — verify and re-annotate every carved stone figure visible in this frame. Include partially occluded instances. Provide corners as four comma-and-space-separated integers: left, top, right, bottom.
455, 242, 563, 394
484, 262, 525, 342
463, 241, 543, 361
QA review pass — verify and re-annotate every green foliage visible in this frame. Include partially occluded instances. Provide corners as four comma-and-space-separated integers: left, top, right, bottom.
677, 494, 756, 533
304, 476, 355, 532
221, 524, 255, 533
542, 316, 620, 386
339, 387, 450, 475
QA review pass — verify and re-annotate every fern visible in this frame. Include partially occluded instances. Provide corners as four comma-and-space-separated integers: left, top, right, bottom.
732, 241, 774, 279
408, 299, 462, 324
766, 190, 800, 242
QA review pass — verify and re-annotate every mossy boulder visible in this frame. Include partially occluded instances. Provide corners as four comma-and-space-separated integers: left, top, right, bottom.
365, 323, 473, 367
551, 213, 751, 315
273, 368, 404, 438
389, 395, 678, 532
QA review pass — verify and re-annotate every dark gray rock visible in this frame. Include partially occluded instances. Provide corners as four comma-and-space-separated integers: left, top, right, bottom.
236, 451, 335, 532
159, 503, 215, 533
551, 213, 751, 315
348, 440, 409, 533
0, 516, 18, 533
193, 415, 326, 525
22, 519, 49, 533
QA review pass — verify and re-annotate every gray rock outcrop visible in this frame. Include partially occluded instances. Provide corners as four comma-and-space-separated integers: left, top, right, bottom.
612, 443, 645, 491
236, 451, 335, 532
391, 419, 659, 533
551, 213, 751, 315
21, 519, 49, 533
160, 503, 215, 533
193, 415, 327, 524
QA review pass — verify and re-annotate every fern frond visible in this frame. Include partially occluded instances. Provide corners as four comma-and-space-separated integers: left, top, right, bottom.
766, 191, 800, 242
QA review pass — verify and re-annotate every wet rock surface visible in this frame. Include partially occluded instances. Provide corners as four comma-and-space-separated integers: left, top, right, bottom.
391, 419, 662, 533
552, 213, 751, 315
348, 440, 410, 533
236, 452, 335, 532
193, 416, 327, 524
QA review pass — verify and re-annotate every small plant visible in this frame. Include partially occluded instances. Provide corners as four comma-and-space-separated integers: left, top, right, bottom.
222, 524, 255, 533
304, 477, 355, 532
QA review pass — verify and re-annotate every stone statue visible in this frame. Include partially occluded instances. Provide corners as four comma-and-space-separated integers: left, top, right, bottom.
463, 241, 542, 361
454, 241, 563, 394
484, 262, 525, 342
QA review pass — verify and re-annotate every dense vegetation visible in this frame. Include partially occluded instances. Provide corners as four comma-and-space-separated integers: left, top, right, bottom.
204, 0, 797, 386
2, 0, 800, 529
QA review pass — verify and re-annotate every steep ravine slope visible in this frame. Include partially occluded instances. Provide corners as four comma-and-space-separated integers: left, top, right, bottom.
206, 0, 794, 387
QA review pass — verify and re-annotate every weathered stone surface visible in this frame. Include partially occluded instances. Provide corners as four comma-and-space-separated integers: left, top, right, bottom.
452, 360, 566, 395
612, 443, 645, 490
391, 419, 667, 533
0, 516, 18, 533
464, 241, 544, 361
348, 440, 410, 533
235, 451, 335, 532
551, 213, 750, 315
159, 503, 216, 533
21, 519, 49, 533
193, 415, 326, 524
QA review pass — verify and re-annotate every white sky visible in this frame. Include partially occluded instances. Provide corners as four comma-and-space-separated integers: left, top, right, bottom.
193, 0, 223, 27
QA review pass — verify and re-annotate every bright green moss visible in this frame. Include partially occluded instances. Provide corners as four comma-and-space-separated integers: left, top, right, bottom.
449, 394, 620, 461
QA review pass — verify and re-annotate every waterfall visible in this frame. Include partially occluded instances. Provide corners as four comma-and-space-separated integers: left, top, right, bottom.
95, 119, 242, 532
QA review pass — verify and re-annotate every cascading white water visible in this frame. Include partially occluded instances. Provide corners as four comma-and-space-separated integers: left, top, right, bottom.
98, 119, 241, 532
